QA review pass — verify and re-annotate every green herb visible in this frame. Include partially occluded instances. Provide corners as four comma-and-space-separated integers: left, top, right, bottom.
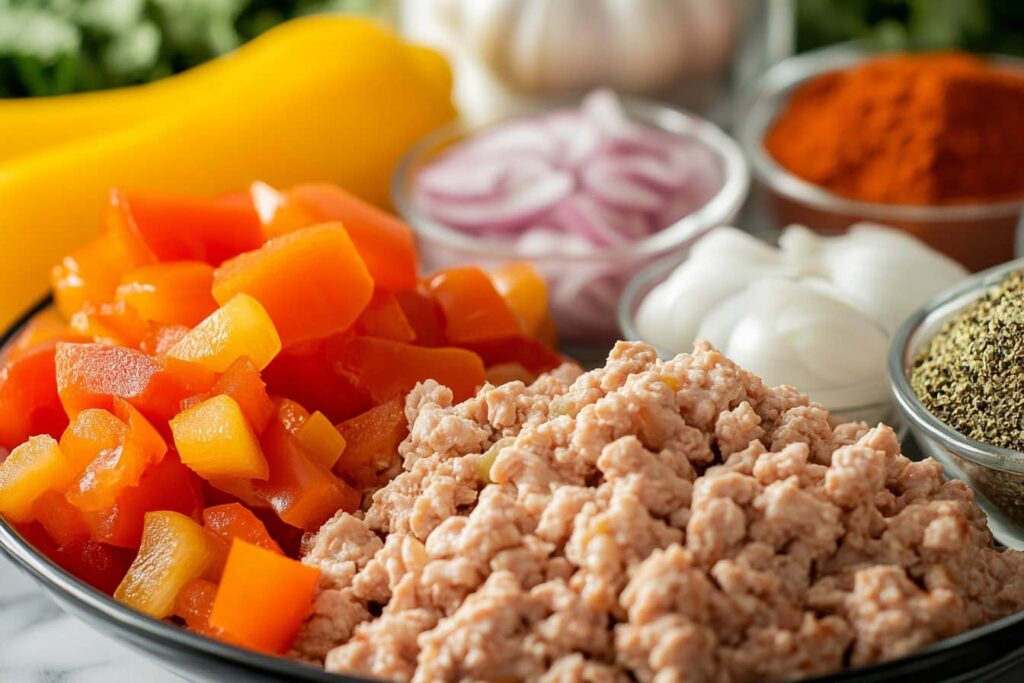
0, 0, 389, 98
911, 271, 1024, 450
796, 0, 1024, 56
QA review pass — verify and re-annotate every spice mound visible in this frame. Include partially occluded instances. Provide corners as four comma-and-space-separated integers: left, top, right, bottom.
766, 52, 1024, 205
912, 271, 1024, 451
294, 341, 1024, 682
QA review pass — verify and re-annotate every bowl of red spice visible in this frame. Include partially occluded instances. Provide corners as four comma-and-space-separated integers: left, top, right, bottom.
737, 43, 1024, 272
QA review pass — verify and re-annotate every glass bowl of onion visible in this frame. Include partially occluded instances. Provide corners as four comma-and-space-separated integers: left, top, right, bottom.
736, 42, 1024, 272
393, 90, 749, 360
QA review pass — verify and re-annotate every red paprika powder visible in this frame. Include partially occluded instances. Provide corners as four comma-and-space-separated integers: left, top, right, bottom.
765, 52, 1024, 205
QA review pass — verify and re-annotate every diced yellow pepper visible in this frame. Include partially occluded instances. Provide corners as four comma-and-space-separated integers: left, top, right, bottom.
114, 511, 218, 618
293, 411, 347, 469
0, 435, 78, 523
167, 293, 281, 373
170, 395, 269, 480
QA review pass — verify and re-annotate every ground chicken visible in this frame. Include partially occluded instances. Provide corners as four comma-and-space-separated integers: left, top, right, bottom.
293, 341, 1024, 682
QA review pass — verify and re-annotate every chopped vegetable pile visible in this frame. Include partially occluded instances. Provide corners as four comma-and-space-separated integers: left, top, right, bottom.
0, 182, 560, 653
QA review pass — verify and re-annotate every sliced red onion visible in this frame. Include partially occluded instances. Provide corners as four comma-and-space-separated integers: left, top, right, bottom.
412, 89, 728, 344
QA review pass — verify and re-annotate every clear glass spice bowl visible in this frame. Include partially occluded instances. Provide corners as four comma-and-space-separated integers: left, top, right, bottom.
736, 42, 1024, 272
619, 250, 899, 427
890, 258, 1024, 549
393, 96, 749, 360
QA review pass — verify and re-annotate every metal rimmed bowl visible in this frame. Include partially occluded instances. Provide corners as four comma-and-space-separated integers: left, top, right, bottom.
2, 298, 1024, 682
393, 96, 750, 361
736, 42, 1024, 272
618, 250, 899, 428
890, 258, 1024, 550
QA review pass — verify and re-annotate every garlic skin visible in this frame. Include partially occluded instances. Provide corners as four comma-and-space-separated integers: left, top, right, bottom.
635, 224, 968, 412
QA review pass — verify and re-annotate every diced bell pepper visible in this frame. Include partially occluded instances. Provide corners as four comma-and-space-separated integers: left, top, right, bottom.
115, 261, 218, 327
114, 510, 219, 618
334, 398, 408, 489
0, 436, 79, 523
170, 394, 269, 480
428, 267, 522, 345
293, 411, 346, 469
167, 293, 281, 372
181, 356, 275, 434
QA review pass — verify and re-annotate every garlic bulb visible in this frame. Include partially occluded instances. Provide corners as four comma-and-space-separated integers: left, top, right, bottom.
455, 0, 746, 93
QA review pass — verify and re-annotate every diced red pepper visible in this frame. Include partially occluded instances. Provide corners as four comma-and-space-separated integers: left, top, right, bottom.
252, 400, 360, 531
33, 490, 90, 548
182, 357, 275, 434
51, 229, 153, 319
55, 343, 217, 424
334, 398, 408, 489
257, 183, 418, 291
0, 339, 68, 450
353, 290, 416, 343
332, 337, 485, 404
52, 538, 136, 595
212, 224, 373, 347
106, 188, 263, 266
69, 299, 155, 348
115, 262, 218, 327
428, 267, 523, 344
463, 335, 564, 375
203, 503, 283, 555
174, 578, 232, 640
82, 451, 204, 548
66, 400, 167, 513
393, 288, 447, 347
262, 341, 371, 424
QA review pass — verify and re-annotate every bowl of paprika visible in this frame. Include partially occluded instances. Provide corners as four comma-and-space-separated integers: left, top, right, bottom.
738, 42, 1024, 272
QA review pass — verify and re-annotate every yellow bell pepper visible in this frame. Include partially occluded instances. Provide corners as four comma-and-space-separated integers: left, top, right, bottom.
0, 16, 456, 329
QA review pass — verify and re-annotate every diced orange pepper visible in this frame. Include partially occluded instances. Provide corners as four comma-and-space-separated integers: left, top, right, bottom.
353, 290, 416, 343
4, 310, 81, 362
0, 436, 79, 523
115, 262, 218, 327
427, 267, 523, 344
208, 539, 320, 654
114, 510, 219, 618
253, 401, 360, 531
82, 451, 204, 548
139, 324, 190, 356
257, 183, 418, 291
69, 299, 154, 348
55, 342, 217, 423
182, 357, 275, 434
167, 293, 281, 372
489, 263, 550, 337
262, 342, 371, 424
39, 531, 135, 595
332, 337, 485, 404
212, 224, 373, 347
32, 490, 91, 548
171, 395, 269, 481
534, 310, 559, 349
203, 503, 283, 555
334, 398, 408, 489
393, 288, 447, 347
59, 408, 127, 467
66, 400, 167, 513
0, 339, 68, 450
294, 411, 347, 469
106, 188, 264, 266
463, 335, 564, 374
174, 578, 231, 639
51, 229, 153, 319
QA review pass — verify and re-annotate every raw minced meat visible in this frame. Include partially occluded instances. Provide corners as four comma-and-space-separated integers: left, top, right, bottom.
292, 341, 1024, 682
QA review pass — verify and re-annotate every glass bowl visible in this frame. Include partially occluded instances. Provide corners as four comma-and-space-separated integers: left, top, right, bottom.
2, 298, 1024, 681
619, 250, 899, 427
393, 96, 749, 359
890, 258, 1024, 549
736, 42, 1024, 272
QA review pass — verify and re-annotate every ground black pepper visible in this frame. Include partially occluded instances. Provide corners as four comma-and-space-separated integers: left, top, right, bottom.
911, 271, 1024, 450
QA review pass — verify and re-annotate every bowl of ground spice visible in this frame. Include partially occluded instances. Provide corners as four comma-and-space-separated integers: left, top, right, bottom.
891, 258, 1024, 548
738, 43, 1024, 272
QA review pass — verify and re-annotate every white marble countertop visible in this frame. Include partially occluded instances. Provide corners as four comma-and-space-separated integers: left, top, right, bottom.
0, 557, 181, 683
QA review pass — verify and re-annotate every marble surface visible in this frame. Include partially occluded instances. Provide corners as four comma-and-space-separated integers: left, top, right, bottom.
0, 558, 181, 683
